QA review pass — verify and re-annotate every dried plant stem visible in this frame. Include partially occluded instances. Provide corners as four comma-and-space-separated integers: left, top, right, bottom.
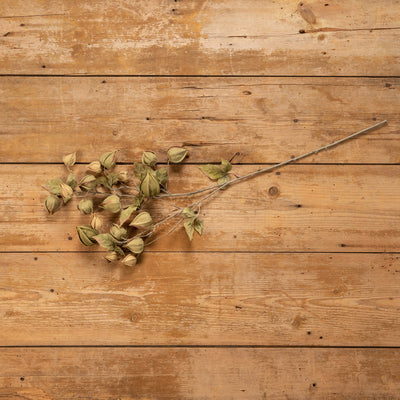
127, 120, 387, 245
156, 120, 388, 200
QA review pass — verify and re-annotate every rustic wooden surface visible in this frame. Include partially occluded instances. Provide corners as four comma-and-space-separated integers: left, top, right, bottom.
1, 0, 399, 399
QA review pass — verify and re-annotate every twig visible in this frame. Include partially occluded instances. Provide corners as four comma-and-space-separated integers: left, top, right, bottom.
156, 120, 387, 199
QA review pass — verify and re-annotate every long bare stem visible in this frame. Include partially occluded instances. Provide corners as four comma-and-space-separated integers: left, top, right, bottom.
156, 120, 388, 199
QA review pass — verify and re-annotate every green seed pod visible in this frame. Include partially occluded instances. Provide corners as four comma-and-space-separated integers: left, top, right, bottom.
87, 160, 103, 174
104, 251, 119, 262
90, 213, 103, 231
62, 152, 76, 168
76, 225, 98, 246
45, 194, 62, 215
110, 224, 127, 240
100, 194, 121, 213
77, 198, 93, 214
122, 254, 137, 267
130, 212, 153, 229
79, 174, 97, 191
124, 237, 144, 254
100, 151, 117, 169
142, 151, 157, 167
140, 171, 160, 198
167, 147, 188, 163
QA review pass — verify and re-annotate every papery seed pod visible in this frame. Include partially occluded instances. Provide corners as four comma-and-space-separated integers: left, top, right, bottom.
142, 151, 157, 167
130, 212, 153, 229
76, 225, 98, 246
117, 171, 129, 183
77, 198, 93, 214
79, 174, 97, 191
124, 237, 144, 254
62, 152, 76, 168
110, 224, 127, 240
140, 171, 160, 198
87, 160, 103, 174
45, 194, 62, 214
90, 213, 103, 231
100, 194, 121, 213
60, 182, 73, 201
104, 251, 119, 262
167, 147, 188, 163
100, 151, 117, 169
122, 254, 137, 267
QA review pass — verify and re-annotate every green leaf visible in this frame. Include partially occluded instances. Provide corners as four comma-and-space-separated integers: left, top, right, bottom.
114, 246, 125, 256
198, 164, 226, 180
93, 233, 116, 251
184, 219, 194, 241
194, 218, 204, 235
46, 178, 63, 195
221, 158, 232, 173
96, 176, 109, 188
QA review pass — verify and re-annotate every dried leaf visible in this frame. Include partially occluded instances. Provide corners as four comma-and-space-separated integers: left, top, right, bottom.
217, 174, 230, 189
107, 172, 119, 187
155, 167, 168, 185
46, 178, 63, 195
194, 217, 204, 235
221, 158, 232, 173
76, 225, 98, 246
66, 172, 77, 189
133, 162, 147, 181
93, 233, 116, 251
182, 207, 196, 218
100, 194, 121, 213
130, 212, 153, 229
184, 219, 195, 241
167, 147, 188, 163
198, 164, 226, 180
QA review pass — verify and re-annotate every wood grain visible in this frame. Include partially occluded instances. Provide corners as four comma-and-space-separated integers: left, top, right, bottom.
1, 347, 400, 399
1, 164, 399, 252
1, 252, 399, 346
0, 1, 399, 75
0, 77, 398, 164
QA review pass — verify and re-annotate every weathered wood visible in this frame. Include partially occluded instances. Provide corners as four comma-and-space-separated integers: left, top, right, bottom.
1, 252, 399, 346
1, 347, 400, 399
1, 164, 399, 252
0, 1, 399, 75
0, 77, 398, 164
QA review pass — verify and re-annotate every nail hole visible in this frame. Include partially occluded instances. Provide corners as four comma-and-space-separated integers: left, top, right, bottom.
385, 83, 391, 88
299, 29, 306, 34
293, 118, 298, 123
34, 257, 38, 261
319, 336, 323, 339
297, 204, 302, 208
307, 331, 311, 335
146, 117, 150, 120
275, 171, 281, 175
372, 117, 377, 121
20, 23, 25, 26
42, 65, 46, 68
312, 383, 316, 387
20, 377, 24, 381
243, 90, 252, 95
50, 289, 54, 293
340, 243, 346, 247
68, 236, 72, 241
102, 80, 106, 84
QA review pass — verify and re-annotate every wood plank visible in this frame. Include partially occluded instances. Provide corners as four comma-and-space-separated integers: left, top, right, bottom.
1, 347, 400, 399
0, 1, 399, 75
0, 77, 398, 164
1, 164, 399, 252
1, 252, 400, 346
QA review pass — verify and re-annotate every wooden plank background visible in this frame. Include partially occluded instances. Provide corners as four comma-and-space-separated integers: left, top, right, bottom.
1, 0, 400, 399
